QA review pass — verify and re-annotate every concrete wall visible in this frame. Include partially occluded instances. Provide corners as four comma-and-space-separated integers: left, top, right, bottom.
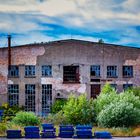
0, 39, 140, 114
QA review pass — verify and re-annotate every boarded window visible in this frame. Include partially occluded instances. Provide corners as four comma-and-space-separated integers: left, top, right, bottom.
91, 65, 100, 77
8, 84, 19, 106
107, 66, 117, 78
123, 66, 133, 77
42, 84, 52, 116
8, 65, 19, 77
25, 65, 35, 77
25, 84, 35, 112
63, 66, 80, 83
42, 65, 52, 76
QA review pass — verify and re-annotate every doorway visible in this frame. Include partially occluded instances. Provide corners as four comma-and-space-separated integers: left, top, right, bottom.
91, 84, 101, 98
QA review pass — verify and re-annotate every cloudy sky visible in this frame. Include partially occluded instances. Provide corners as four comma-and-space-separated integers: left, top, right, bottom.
0, 0, 140, 48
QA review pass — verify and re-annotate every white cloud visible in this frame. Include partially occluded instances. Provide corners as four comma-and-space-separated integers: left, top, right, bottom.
0, 0, 140, 47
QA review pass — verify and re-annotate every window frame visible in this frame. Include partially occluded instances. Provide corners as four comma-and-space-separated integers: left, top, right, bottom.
25, 65, 36, 77
123, 84, 133, 90
42, 65, 52, 77
8, 84, 19, 106
42, 84, 52, 116
90, 65, 100, 77
123, 66, 133, 78
107, 65, 118, 78
110, 84, 117, 90
63, 66, 80, 83
25, 84, 36, 112
8, 65, 19, 77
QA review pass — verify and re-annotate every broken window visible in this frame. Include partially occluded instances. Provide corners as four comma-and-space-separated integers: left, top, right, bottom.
91, 65, 100, 77
25, 84, 35, 112
123, 66, 133, 77
25, 65, 35, 77
123, 84, 133, 90
42, 84, 52, 116
8, 65, 19, 77
8, 84, 19, 106
107, 66, 117, 78
42, 65, 52, 76
63, 66, 80, 83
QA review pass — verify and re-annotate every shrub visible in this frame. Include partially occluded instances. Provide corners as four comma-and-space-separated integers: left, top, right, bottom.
63, 94, 95, 125
51, 99, 67, 114
128, 87, 140, 98
46, 110, 67, 125
11, 111, 40, 126
0, 104, 24, 122
97, 101, 140, 127
0, 123, 7, 136
101, 83, 116, 94
119, 91, 140, 109
94, 90, 118, 116
94, 85, 140, 117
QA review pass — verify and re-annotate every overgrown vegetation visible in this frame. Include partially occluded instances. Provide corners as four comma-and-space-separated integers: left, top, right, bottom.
11, 111, 41, 126
0, 104, 24, 122
63, 94, 95, 125
0, 84, 140, 137
46, 110, 67, 125
51, 99, 67, 114
128, 87, 140, 98
0, 123, 7, 136
97, 101, 140, 127
94, 84, 140, 127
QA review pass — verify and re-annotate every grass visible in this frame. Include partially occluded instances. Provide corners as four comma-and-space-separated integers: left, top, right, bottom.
0, 122, 140, 137
92, 126, 140, 137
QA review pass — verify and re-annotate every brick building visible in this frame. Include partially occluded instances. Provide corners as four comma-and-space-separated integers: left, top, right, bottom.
0, 38, 140, 115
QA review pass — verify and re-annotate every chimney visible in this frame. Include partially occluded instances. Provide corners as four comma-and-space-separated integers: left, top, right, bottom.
8, 35, 11, 66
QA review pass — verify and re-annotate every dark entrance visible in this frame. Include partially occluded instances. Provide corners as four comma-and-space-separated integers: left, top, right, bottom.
91, 84, 101, 98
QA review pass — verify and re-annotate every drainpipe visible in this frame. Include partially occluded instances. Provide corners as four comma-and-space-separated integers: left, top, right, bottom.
8, 35, 11, 66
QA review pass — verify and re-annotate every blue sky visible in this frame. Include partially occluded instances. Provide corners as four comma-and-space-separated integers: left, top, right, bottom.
0, 0, 140, 48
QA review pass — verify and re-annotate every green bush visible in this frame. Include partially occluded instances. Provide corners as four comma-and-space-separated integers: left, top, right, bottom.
46, 110, 67, 125
119, 91, 140, 109
0, 123, 7, 136
95, 84, 140, 127
63, 94, 95, 125
0, 104, 24, 122
128, 87, 140, 98
11, 111, 40, 126
101, 83, 116, 94
94, 89, 118, 116
97, 101, 140, 127
51, 99, 67, 114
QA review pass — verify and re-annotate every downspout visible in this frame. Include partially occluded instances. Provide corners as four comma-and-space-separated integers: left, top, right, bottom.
7, 35, 11, 105
8, 35, 11, 66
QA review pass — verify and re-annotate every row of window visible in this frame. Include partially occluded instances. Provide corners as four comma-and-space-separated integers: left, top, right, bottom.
110, 84, 133, 90
8, 84, 52, 115
8, 65, 133, 83
8, 83, 133, 108
90, 65, 133, 78
8, 65, 52, 77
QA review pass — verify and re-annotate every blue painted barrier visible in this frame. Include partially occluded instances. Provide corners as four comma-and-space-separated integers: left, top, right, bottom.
94, 131, 112, 139
0, 109, 4, 121
24, 126, 40, 138
75, 125, 93, 138
41, 123, 56, 138
7, 130, 22, 138
59, 125, 74, 138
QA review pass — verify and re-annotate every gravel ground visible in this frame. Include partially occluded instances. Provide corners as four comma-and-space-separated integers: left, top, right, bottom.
0, 137, 140, 140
